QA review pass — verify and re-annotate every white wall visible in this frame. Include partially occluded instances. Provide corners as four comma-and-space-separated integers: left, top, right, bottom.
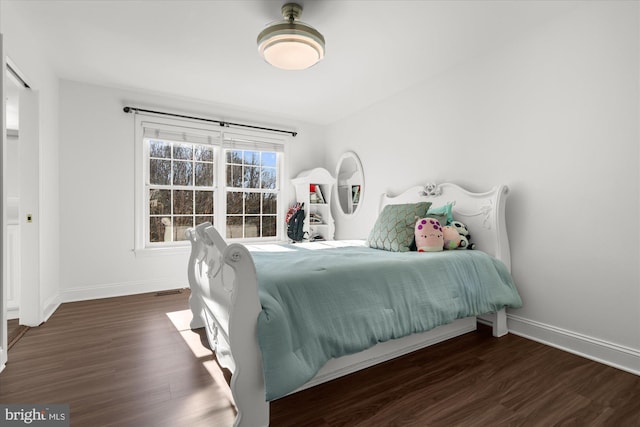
326, 2, 640, 371
58, 80, 326, 301
2, 2, 61, 324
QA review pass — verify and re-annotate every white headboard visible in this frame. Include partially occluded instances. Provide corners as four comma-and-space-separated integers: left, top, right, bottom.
380, 183, 511, 271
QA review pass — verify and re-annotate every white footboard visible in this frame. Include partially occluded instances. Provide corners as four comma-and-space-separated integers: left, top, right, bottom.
187, 223, 269, 427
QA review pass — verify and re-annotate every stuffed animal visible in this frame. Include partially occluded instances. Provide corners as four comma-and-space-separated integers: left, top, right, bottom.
414, 218, 443, 252
443, 226, 461, 250
450, 220, 475, 249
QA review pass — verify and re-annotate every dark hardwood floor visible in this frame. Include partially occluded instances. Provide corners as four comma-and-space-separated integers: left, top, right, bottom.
7, 318, 19, 345
7, 318, 30, 351
1, 291, 639, 426
7, 318, 19, 337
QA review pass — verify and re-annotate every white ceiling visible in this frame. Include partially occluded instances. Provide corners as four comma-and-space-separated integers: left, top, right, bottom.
5, 0, 582, 125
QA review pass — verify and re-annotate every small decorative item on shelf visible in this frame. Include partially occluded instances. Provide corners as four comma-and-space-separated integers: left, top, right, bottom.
310, 184, 325, 203
309, 212, 323, 224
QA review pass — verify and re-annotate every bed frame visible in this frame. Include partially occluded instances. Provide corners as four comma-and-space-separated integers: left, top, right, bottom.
186, 182, 511, 427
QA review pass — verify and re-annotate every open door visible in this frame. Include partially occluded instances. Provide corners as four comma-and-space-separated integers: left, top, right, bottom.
1, 32, 8, 372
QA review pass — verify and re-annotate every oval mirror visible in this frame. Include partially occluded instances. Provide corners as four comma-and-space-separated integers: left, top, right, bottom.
335, 151, 364, 216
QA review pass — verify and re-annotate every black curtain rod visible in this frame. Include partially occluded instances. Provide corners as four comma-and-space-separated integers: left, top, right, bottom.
123, 106, 297, 137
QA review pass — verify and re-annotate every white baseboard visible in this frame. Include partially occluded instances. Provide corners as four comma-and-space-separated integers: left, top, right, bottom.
7, 306, 19, 320
43, 293, 62, 323
61, 279, 188, 303
7, 301, 57, 325
508, 314, 640, 376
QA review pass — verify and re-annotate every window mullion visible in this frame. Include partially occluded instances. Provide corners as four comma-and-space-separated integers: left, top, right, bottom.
192, 156, 196, 227
216, 145, 226, 235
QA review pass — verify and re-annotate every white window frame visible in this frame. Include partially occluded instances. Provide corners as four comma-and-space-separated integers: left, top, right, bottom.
133, 113, 288, 255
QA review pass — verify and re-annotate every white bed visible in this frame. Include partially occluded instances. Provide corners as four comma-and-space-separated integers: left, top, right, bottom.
187, 182, 513, 427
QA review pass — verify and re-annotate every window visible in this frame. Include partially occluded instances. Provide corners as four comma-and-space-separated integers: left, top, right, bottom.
134, 115, 286, 251
147, 139, 215, 244
225, 149, 278, 239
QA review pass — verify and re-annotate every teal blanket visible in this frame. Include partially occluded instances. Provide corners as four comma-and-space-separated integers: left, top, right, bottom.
252, 244, 522, 401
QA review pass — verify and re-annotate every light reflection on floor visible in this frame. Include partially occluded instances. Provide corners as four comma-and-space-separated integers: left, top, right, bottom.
166, 309, 212, 359
166, 309, 237, 411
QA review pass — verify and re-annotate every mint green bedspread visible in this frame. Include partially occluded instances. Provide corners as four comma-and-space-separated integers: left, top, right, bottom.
253, 244, 522, 401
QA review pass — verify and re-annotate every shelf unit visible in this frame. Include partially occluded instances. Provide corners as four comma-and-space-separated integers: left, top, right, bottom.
292, 168, 335, 241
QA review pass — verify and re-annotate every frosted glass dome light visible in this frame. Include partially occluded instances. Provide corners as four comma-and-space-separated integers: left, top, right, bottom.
257, 3, 325, 71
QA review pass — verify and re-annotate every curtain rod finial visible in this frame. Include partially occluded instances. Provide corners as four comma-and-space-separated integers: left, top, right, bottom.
123, 106, 131, 113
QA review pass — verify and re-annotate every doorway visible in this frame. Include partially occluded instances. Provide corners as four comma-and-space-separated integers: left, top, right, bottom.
4, 59, 39, 339
5, 63, 25, 342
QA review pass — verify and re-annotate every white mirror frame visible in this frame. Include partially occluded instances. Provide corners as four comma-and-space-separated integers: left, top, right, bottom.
334, 151, 364, 217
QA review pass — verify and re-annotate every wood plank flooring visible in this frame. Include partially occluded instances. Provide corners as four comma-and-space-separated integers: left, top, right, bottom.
7, 318, 30, 350
1, 291, 639, 426
7, 318, 19, 337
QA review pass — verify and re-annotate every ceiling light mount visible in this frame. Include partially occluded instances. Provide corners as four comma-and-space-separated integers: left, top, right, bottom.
281, 3, 302, 22
257, 2, 325, 71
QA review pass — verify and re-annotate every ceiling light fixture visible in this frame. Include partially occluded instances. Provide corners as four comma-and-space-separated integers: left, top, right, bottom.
257, 3, 325, 71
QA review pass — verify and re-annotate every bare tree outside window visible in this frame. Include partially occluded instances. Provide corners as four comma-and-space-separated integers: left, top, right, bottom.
145, 136, 280, 246
147, 139, 215, 243
225, 149, 278, 239
138, 116, 284, 250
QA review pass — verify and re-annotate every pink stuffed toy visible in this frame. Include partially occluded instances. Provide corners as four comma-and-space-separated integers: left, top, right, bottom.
443, 225, 462, 250
415, 218, 443, 252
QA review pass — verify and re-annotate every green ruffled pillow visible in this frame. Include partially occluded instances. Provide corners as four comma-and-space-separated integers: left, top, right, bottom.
367, 202, 432, 252
427, 203, 454, 226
